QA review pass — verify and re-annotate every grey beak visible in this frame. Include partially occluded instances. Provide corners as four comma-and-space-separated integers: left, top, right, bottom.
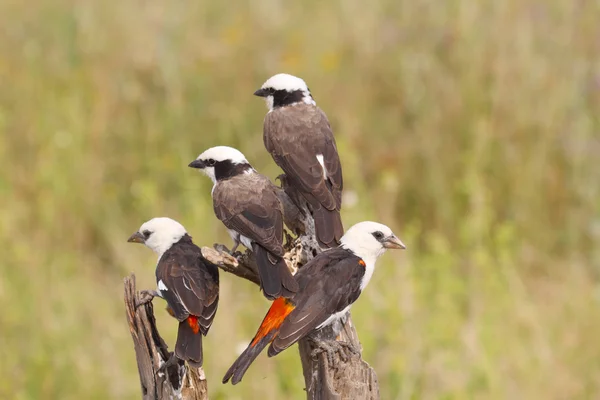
383, 235, 406, 250
188, 159, 205, 169
254, 88, 269, 97
127, 231, 145, 244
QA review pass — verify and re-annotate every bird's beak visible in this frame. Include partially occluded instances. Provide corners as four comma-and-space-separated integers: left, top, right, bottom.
188, 159, 205, 169
254, 88, 269, 97
127, 232, 145, 244
383, 235, 406, 250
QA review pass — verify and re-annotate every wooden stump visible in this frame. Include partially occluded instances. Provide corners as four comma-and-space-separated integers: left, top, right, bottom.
298, 315, 379, 399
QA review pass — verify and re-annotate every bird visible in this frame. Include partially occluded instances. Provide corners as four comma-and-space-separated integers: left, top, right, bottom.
222, 221, 405, 385
254, 73, 344, 249
188, 146, 299, 300
127, 217, 219, 368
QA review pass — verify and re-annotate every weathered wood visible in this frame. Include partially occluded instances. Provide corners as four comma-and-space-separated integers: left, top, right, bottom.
124, 274, 208, 400
298, 315, 380, 400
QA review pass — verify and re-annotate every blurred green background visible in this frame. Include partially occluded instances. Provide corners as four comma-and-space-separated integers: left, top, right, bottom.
1, 0, 600, 399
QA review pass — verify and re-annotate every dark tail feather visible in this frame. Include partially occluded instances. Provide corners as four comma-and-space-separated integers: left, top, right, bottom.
277, 257, 299, 297
312, 206, 344, 249
253, 244, 298, 300
175, 317, 203, 367
223, 330, 276, 385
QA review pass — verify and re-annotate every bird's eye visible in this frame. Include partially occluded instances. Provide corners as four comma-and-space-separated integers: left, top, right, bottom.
142, 230, 152, 238
372, 231, 384, 240
207, 159, 216, 166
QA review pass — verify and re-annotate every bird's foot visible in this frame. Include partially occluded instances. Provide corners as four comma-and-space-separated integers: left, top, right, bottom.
136, 290, 159, 309
214, 243, 230, 254
215, 243, 242, 257
311, 339, 359, 365
212, 244, 242, 264
228, 242, 245, 260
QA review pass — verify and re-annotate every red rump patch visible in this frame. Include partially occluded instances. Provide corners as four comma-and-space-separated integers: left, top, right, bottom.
358, 259, 366, 267
187, 315, 200, 334
251, 297, 295, 347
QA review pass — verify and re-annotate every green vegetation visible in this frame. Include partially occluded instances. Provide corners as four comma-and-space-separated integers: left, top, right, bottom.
1, 0, 599, 398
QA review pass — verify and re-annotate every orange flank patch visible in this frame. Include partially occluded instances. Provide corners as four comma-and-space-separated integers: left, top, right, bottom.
358, 259, 366, 267
251, 297, 295, 347
166, 306, 176, 317
187, 315, 200, 334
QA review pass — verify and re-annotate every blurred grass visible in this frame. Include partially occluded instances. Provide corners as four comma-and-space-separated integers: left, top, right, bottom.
1, 0, 599, 398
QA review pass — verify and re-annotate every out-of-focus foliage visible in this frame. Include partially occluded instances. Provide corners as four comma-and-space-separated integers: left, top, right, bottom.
1, 0, 599, 398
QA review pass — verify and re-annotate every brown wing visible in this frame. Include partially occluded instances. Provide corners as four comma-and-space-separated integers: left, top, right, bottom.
213, 173, 285, 256
267, 248, 364, 356
157, 239, 220, 335
264, 104, 343, 211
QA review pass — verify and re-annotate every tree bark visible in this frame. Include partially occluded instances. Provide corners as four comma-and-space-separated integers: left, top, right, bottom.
297, 315, 380, 399
124, 274, 208, 400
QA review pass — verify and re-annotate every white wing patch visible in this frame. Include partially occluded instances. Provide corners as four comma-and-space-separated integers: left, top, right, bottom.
158, 280, 168, 292
316, 154, 327, 179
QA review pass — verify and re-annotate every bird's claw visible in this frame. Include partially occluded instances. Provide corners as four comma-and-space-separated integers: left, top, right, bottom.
215, 242, 243, 258
136, 290, 159, 309
216, 243, 243, 259
214, 243, 230, 254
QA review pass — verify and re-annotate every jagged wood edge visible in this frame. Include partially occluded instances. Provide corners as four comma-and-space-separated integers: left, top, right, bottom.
124, 274, 208, 400
201, 185, 379, 400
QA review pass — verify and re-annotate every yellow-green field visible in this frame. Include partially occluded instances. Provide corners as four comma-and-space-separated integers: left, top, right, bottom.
1, 0, 599, 398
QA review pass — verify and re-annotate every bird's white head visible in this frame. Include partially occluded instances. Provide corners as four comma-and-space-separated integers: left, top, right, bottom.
128, 217, 187, 258
188, 146, 251, 184
341, 221, 405, 289
254, 73, 316, 111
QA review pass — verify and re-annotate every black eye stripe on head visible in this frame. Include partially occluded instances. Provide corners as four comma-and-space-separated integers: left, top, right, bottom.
207, 158, 216, 166
213, 159, 253, 181
142, 230, 152, 238
271, 89, 309, 108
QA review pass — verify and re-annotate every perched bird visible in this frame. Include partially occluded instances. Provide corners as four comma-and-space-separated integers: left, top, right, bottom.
189, 146, 299, 300
254, 73, 344, 248
127, 217, 219, 367
222, 221, 405, 384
